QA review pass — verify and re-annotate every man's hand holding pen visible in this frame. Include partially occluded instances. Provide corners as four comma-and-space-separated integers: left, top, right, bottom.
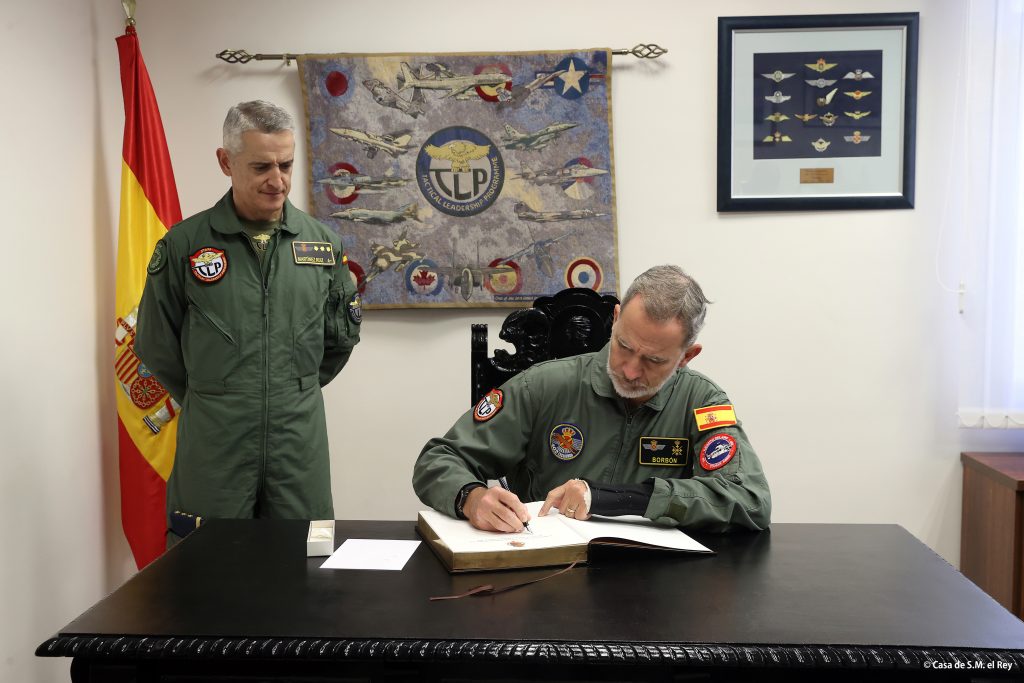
462, 485, 532, 533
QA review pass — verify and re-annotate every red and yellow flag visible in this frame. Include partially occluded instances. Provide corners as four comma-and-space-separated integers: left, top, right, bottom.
693, 404, 737, 432
115, 25, 181, 569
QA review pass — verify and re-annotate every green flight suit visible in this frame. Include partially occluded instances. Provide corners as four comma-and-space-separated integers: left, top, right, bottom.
136, 191, 361, 522
413, 344, 770, 531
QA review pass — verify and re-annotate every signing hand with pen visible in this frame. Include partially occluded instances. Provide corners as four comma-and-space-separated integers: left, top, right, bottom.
463, 485, 531, 533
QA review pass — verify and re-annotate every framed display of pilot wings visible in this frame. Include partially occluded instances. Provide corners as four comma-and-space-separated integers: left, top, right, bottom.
717, 13, 919, 212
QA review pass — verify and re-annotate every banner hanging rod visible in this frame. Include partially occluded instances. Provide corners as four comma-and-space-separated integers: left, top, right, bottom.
215, 44, 667, 67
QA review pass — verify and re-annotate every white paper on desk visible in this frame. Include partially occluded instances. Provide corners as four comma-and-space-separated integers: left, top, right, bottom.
319, 538, 420, 570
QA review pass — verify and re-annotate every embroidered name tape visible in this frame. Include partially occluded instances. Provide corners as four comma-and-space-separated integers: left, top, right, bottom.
292, 241, 336, 266
694, 404, 737, 431
638, 436, 688, 467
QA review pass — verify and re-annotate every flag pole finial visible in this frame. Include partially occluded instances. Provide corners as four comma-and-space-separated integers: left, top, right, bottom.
122, 0, 136, 27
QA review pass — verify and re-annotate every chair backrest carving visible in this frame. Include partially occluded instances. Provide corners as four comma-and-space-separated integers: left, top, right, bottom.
471, 288, 619, 405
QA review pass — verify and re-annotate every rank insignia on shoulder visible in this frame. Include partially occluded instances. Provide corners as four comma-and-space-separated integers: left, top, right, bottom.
638, 436, 688, 467
148, 240, 167, 274
292, 241, 336, 266
700, 433, 737, 471
549, 423, 584, 461
189, 247, 227, 283
474, 388, 503, 423
694, 404, 737, 431
347, 297, 362, 325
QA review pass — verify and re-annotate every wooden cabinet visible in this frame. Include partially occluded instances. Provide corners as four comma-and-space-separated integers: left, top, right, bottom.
960, 452, 1024, 618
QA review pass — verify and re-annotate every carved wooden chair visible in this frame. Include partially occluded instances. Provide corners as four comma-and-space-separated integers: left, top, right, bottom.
471, 288, 619, 405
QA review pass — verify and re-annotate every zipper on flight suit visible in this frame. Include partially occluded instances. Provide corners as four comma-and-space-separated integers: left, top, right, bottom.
243, 232, 276, 507
609, 406, 637, 482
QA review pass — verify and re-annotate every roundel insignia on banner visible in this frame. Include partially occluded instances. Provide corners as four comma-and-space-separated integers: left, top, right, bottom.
190, 247, 227, 283
553, 56, 592, 99
325, 70, 349, 97
405, 258, 443, 296
549, 423, 584, 461
565, 258, 602, 290
473, 63, 513, 102
484, 259, 522, 295
417, 126, 504, 218
474, 388, 503, 422
700, 433, 737, 471
323, 162, 362, 205
345, 258, 367, 295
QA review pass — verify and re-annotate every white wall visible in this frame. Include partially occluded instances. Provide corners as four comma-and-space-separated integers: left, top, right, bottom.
5, 0, 1023, 681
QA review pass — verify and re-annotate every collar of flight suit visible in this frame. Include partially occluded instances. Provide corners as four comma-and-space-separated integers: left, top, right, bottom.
589, 342, 678, 412
208, 190, 302, 236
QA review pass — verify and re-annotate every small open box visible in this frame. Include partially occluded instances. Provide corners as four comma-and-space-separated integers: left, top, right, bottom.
306, 520, 335, 557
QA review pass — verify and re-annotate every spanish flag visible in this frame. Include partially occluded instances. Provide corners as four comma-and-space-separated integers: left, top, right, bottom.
694, 404, 737, 432
115, 25, 181, 569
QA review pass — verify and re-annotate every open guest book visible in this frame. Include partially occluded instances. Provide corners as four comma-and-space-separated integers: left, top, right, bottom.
417, 501, 712, 572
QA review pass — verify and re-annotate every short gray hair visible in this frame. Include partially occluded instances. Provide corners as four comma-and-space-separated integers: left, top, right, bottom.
222, 100, 295, 154
621, 265, 711, 348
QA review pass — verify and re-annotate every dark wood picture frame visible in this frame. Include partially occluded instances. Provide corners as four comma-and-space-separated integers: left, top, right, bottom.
717, 12, 919, 212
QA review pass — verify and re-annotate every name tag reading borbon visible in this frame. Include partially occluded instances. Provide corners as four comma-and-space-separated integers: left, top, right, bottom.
292, 241, 336, 266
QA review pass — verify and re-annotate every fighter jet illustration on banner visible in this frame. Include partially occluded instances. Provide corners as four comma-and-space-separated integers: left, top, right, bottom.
397, 62, 510, 100
434, 242, 517, 301
501, 122, 577, 151
514, 202, 607, 223
497, 230, 576, 278
509, 162, 608, 185
499, 70, 566, 108
331, 203, 420, 225
317, 169, 410, 195
364, 230, 424, 284
329, 127, 412, 159
362, 78, 424, 118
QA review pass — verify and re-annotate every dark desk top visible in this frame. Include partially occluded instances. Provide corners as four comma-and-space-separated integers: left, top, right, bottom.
39, 521, 1024, 671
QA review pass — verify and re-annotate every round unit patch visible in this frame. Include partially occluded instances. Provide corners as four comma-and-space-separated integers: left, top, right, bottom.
549, 423, 584, 461
417, 126, 504, 217
347, 297, 363, 325
190, 247, 227, 283
699, 433, 737, 471
474, 388, 503, 422
147, 240, 166, 274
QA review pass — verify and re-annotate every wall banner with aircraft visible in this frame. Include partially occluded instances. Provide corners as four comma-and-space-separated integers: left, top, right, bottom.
298, 49, 618, 308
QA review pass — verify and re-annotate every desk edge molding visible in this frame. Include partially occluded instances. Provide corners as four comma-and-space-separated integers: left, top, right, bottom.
35, 636, 1024, 671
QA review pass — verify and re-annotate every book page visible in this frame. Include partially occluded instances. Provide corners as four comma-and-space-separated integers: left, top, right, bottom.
419, 504, 584, 554
556, 511, 712, 553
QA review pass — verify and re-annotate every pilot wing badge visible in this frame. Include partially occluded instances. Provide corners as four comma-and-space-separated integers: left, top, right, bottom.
298, 49, 618, 309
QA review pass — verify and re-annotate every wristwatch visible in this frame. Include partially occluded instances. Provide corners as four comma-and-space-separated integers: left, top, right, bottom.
454, 483, 486, 519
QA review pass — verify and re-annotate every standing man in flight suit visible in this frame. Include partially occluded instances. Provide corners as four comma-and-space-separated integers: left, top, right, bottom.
413, 265, 770, 532
136, 100, 361, 540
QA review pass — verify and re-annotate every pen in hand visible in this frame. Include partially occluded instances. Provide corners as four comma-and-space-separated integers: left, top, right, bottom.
497, 476, 532, 533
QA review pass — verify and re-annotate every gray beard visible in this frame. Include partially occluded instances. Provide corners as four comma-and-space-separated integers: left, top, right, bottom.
605, 356, 671, 400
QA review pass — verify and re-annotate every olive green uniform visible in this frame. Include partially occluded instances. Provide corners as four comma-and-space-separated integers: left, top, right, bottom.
413, 344, 770, 531
136, 191, 361, 521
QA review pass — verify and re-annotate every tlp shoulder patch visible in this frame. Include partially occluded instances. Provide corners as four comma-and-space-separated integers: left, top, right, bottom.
293, 241, 336, 266
474, 388, 503, 422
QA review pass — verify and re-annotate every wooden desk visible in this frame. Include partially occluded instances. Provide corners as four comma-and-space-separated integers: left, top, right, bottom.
38, 520, 1024, 681
961, 451, 1024, 618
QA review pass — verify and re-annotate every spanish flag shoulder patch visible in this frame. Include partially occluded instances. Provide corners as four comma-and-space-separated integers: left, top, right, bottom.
694, 404, 737, 432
